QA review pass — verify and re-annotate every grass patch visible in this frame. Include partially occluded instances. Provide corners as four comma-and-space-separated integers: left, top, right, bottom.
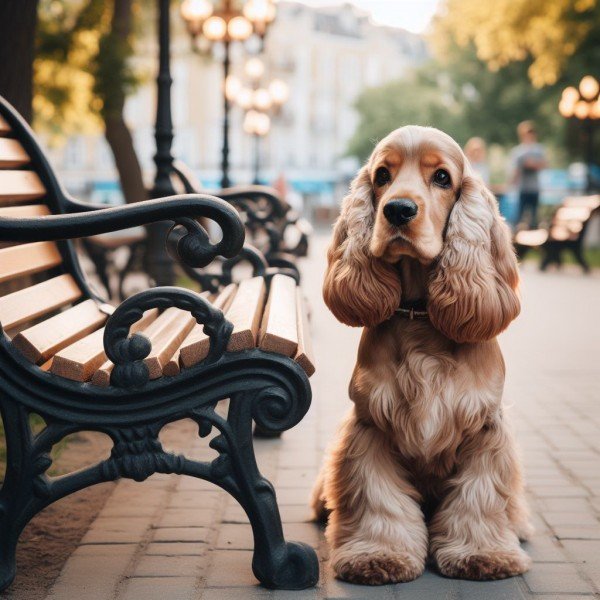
0, 413, 69, 480
521, 247, 600, 268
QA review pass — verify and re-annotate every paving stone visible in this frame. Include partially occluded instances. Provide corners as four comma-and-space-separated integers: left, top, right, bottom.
201, 587, 272, 599
132, 555, 206, 577
274, 487, 312, 506
167, 490, 222, 509
119, 576, 198, 600
152, 526, 212, 543
522, 533, 571, 562
204, 550, 258, 587
280, 504, 315, 524
47, 544, 138, 600
553, 525, 600, 540
538, 498, 595, 513
145, 542, 207, 556
542, 511, 599, 527
523, 562, 594, 594
155, 507, 216, 528
456, 577, 528, 599
81, 516, 152, 544
216, 523, 254, 550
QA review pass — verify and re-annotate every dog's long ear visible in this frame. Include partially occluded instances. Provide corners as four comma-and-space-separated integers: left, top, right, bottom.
323, 165, 402, 327
428, 175, 520, 343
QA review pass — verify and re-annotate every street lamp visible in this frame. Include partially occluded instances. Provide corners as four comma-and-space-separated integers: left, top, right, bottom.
243, 110, 271, 184
559, 75, 600, 192
232, 57, 289, 184
180, 0, 277, 188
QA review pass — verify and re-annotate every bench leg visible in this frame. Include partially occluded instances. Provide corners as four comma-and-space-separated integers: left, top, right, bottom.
571, 244, 590, 273
224, 392, 319, 589
0, 400, 50, 591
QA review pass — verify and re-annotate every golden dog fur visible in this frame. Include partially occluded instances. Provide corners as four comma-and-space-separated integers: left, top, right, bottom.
312, 126, 532, 585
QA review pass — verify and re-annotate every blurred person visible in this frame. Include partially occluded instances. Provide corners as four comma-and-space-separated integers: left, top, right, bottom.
464, 137, 490, 185
509, 121, 548, 228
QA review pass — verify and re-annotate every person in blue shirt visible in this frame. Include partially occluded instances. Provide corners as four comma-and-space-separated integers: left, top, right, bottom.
509, 121, 548, 229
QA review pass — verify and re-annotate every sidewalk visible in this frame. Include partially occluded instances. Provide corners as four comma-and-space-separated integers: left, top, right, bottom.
45, 232, 600, 600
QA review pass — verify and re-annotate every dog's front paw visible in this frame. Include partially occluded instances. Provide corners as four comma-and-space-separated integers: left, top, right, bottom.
335, 552, 423, 585
438, 548, 531, 581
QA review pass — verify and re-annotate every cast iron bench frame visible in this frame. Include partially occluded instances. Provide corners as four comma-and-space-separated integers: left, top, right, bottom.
0, 97, 318, 591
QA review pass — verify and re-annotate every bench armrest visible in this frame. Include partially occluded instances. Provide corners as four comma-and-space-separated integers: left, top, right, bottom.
0, 193, 245, 267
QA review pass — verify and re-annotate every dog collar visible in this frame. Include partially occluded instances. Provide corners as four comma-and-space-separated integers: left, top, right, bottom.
395, 300, 429, 320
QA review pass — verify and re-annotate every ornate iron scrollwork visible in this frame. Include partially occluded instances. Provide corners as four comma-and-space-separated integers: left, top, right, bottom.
104, 288, 232, 389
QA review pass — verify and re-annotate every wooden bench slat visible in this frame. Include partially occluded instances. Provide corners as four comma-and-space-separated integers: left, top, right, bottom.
0, 115, 10, 137
51, 308, 160, 382
0, 204, 50, 218
294, 290, 315, 376
0, 171, 46, 203
0, 139, 30, 168
259, 274, 298, 357
0, 274, 82, 330
225, 277, 266, 352
178, 285, 237, 371
163, 291, 213, 377
0, 241, 62, 283
90, 310, 160, 387
12, 299, 108, 364
144, 308, 197, 380
51, 327, 105, 381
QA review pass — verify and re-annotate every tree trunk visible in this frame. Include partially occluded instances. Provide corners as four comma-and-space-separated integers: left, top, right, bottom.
104, 115, 147, 203
0, 0, 39, 122
103, 0, 147, 204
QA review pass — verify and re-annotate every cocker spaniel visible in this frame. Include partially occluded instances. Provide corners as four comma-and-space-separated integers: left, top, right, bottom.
312, 126, 532, 585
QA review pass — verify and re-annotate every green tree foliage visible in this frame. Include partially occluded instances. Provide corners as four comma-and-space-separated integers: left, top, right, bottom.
433, 0, 599, 87
348, 0, 598, 163
347, 50, 563, 162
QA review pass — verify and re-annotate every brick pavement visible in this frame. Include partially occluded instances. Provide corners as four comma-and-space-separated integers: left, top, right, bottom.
45, 232, 600, 599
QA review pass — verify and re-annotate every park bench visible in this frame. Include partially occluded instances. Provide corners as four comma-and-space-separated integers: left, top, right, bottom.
83, 161, 309, 300
514, 194, 600, 272
0, 96, 318, 590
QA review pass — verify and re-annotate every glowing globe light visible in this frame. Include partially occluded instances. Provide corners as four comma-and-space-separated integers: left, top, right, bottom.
180, 0, 213, 24
228, 15, 253, 41
225, 75, 242, 101
245, 57, 265, 81
579, 76, 599, 101
203, 15, 227, 41
236, 87, 254, 110
253, 88, 272, 111
574, 100, 590, 120
269, 79, 289, 105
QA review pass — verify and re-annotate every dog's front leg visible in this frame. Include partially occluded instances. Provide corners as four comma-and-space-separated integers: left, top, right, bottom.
322, 409, 427, 585
429, 420, 531, 580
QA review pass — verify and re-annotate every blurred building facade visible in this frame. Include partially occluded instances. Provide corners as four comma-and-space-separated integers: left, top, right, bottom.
48, 1, 427, 211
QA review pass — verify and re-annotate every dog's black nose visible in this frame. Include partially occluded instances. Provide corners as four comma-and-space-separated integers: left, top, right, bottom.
383, 198, 418, 226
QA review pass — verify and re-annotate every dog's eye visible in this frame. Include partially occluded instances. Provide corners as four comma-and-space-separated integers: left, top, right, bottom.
374, 167, 391, 187
433, 169, 452, 188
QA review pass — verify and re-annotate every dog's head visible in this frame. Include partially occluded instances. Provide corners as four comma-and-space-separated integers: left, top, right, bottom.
323, 126, 520, 342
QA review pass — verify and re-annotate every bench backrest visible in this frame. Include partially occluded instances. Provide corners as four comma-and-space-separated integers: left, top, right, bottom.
0, 97, 97, 341
550, 195, 600, 242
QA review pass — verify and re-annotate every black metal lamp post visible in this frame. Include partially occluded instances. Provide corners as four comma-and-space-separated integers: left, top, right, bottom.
146, 0, 178, 286
559, 75, 600, 192
180, 0, 277, 189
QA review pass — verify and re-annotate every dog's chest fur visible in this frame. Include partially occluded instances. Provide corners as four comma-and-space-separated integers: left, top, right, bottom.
353, 319, 505, 475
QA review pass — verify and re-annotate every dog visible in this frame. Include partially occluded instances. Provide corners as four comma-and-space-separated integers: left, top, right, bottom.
311, 126, 533, 585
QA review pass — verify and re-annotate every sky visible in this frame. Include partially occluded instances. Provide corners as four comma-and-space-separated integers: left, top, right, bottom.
296, 0, 441, 33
